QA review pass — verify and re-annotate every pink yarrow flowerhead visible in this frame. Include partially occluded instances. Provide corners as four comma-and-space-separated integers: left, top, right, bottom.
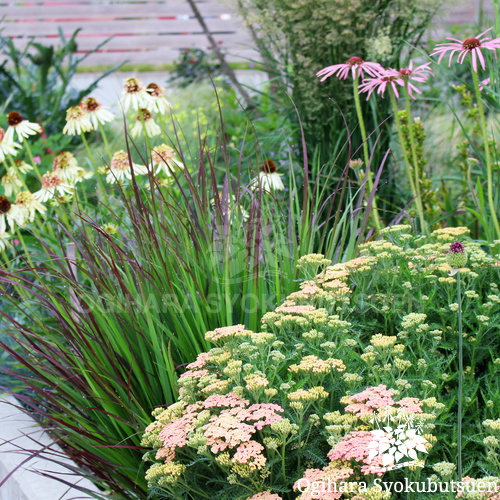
431, 28, 500, 72
317, 56, 384, 81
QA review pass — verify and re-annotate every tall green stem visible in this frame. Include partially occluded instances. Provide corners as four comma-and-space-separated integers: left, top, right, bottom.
457, 270, 463, 482
471, 69, 500, 240
98, 123, 113, 158
403, 81, 427, 235
22, 138, 43, 180
353, 72, 382, 235
389, 88, 421, 232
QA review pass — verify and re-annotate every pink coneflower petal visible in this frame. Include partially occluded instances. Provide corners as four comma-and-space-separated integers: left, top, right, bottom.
317, 57, 383, 81
431, 27, 500, 72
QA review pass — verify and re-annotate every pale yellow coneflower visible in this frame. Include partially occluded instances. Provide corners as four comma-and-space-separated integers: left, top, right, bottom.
1, 171, 23, 197
150, 144, 184, 176
0, 215, 11, 251
253, 160, 284, 191
62, 106, 93, 136
0, 127, 21, 162
0, 195, 15, 231
105, 150, 147, 184
131, 108, 161, 138
34, 172, 74, 203
14, 160, 34, 175
10, 191, 47, 226
5, 111, 42, 141
101, 223, 119, 235
80, 97, 115, 129
145, 83, 171, 115
121, 77, 151, 112
52, 151, 80, 182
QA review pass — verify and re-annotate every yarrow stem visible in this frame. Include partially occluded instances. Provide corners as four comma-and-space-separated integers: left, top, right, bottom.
403, 80, 427, 235
471, 69, 500, 240
353, 71, 382, 235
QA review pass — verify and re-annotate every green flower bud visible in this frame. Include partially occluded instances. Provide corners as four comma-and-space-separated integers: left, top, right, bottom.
446, 241, 468, 268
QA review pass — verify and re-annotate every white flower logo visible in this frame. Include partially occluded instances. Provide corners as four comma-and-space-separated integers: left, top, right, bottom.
367, 418, 428, 470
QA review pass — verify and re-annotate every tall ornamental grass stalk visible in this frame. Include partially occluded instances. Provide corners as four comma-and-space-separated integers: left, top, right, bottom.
0, 104, 379, 497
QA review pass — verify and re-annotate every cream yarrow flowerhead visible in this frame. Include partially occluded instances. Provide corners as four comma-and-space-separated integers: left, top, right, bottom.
431, 27, 500, 72
121, 77, 151, 111
80, 97, 114, 129
446, 241, 468, 269
62, 106, 93, 135
131, 108, 161, 138
105, 150, 147, 183
150, 144, 184, 176
253, 160, 284, 191
317, 56, 384, 81
5, 111, 42, 141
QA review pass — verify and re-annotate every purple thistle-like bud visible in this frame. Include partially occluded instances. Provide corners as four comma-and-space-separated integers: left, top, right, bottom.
446, 241, 468, 268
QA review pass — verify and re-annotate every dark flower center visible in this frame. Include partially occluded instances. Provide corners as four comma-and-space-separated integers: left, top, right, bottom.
463, 38, 480, 50
7, 111, 23, 126
147, 83, 161, 97
399, 68, 412, 76
0, 196, 11, 214
261, 160, 277, 173
137, 108, 152, 121
347, 57, 364, 66
83, 98, 99, 112
446, 241, 465, 254
381, 76, 397, 82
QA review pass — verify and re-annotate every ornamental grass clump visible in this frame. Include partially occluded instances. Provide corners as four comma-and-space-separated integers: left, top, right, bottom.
143, 226, 500, 499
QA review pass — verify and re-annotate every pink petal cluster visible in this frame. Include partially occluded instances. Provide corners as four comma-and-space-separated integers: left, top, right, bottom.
204, 408, 257, 453
431, 27, 500, 72
317, 56, 383, 81
327, 431, 390, 477
359, 61, 433, 100
186, 352, 211, 370
155, 392, 283, 461
233, 440, 267, 469
397, 397, 423, 413
247, 493, 283, 500
344, 385, 395, 416
327, 430, 374, 462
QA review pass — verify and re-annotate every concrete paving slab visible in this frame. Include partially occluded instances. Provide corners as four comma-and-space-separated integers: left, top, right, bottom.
0, 395, 100, 500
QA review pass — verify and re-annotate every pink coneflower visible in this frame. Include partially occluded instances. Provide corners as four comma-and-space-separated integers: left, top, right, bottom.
358, 71, 403, 99
431, 28, 500, 72
385, 61, 433, 99
360, 61, 432, 100
316, 56, 383, 81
